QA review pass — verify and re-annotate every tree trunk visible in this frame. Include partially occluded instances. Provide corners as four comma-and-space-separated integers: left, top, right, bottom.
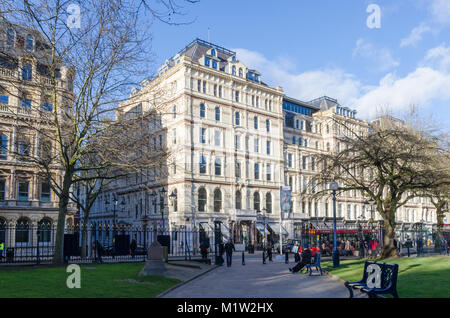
381, 212, 399, 259
53, 171, 73, 264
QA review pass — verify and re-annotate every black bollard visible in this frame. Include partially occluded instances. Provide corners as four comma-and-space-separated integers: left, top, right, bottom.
407, 246, 410, 257
263, 250, 266, 264
242, 251, 245, 265
285, 251, 289, 264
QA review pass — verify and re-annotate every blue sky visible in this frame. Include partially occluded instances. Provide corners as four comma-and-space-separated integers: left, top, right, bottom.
149, 0, 450, 128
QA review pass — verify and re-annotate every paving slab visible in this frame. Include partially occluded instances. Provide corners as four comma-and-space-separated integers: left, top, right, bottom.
161, 253, 349, 298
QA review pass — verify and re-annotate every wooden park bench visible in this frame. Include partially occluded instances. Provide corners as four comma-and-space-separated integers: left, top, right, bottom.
344, 260, 399, 298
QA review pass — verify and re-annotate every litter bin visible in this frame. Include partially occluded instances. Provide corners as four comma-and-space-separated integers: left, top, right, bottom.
6, 247, 14, 263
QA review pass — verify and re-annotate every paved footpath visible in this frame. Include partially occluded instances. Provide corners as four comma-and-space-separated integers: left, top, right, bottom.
161, 252, 349, 298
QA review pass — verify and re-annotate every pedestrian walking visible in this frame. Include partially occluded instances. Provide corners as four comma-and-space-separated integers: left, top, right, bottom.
218, 241, 225, 266
224, 239, 235, 267
267, 243, 273, 261
0, 241, 4, 260
200, 238, 210, 262
289, 244, 312, 273
359, 239, 365, 258
130, 238, 137, 259
95, 240, 104, 264
344, 239, 351, 256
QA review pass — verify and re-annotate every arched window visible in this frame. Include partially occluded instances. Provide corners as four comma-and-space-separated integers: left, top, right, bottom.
38, 218, 52, 244
214, 188, 222, 212
235, 111, 240, 126
211, 48, 216, 56
198, 188, 207, 212
235, 190, 242, 210
215, 106, 220, 121
16, 217, 30, 245
0, 135, 7, 160
200, 103, 205, 118
22, 64, 33, 81
266, 193, 272, 213
232, 66, 236, 75
254, 192, 260, 212
239, 68, 243, 77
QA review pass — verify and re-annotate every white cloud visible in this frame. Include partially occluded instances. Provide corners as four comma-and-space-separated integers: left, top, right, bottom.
234, 48, 361, 106
400, 23, 432, 47
353, 39, 399, 72
400, 0, 450, 48
422, 43, 450, 71
430, 0, 450, 25
234, 46, 450, 120
354, 67, 450, 118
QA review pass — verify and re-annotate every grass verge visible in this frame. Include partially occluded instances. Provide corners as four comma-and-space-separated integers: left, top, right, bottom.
322, 256, 450, 298
0, 262, 181, 298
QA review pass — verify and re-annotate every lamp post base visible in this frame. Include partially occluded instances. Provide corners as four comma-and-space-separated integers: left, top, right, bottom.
332, 249, 340, 268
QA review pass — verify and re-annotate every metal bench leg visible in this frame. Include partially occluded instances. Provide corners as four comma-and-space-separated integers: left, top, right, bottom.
344, 282, 354, 298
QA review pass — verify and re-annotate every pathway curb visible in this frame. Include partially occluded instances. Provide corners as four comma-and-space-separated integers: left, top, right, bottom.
156, 264, 219, 298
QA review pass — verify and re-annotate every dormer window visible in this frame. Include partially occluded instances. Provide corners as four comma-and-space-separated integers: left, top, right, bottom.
231, 56, 236, 62
212, 60, 217, 69
26, 34, 34, 51
238, 68, 243, 77
232, 66, 236, 75
211, 48, 216, 56
254, 75, 259, 82
205, 58, 210, 67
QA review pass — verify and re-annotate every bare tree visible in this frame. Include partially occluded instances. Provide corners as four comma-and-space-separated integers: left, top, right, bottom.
0, 0, 197, 264
313, 114, 450, 259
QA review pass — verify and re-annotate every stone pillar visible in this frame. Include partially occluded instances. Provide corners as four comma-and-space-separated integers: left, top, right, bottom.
31, 172, 39, 205
8, 169, 16, 201
11, 126, 16, 154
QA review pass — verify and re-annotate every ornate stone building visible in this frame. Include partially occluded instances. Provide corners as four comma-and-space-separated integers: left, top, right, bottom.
90, 39, 438, 247
0, 18, 75, 247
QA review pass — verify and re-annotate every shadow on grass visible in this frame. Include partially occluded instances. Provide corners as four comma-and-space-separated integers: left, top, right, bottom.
398, 263, 421, 274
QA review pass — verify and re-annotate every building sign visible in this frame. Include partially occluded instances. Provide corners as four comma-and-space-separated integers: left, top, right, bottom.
280, 186, 292, 213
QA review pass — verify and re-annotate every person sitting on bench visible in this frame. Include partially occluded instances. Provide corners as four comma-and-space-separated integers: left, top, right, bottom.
289, 244, 312, 273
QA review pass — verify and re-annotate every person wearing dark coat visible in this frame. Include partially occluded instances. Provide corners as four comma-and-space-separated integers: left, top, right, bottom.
218, 242, 225, 266
130, 238, 137, 258
224, 239, 235, 267
200, 238, 209, 261
95, 240, 104, 264
266, 243, 273, 261
289, 245, 312, 273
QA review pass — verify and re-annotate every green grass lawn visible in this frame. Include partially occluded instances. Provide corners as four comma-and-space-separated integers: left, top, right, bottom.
0, 262, 181, 298
322, 256, 450, 298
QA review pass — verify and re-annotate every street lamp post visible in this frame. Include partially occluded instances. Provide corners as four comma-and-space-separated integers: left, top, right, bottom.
159, 187, 167, 234
330, 181, 339, 268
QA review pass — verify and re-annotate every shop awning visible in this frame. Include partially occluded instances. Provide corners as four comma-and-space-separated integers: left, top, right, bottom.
268, 224, 289, 236
221, 223, 230, 241
199, 222, 214, 231
256, 223, 267, 233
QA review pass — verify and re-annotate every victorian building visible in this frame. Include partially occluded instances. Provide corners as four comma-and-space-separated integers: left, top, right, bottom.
0, 18, 75, 247
88, 39, 438, 247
